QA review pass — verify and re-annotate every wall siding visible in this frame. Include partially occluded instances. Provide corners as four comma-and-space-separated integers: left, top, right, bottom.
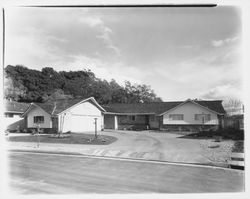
163, 101, 219, 125
27, 106, 52, 128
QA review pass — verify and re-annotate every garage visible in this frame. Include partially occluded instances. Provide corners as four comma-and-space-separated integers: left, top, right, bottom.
59, 99, 104, 133
23, 97, 105, 133
69, 115, 102, 132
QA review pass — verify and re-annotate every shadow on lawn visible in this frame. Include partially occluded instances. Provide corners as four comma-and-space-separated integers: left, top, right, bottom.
178, 129, 244, 153
8, 133, 117, 145
178, 128, 244, 141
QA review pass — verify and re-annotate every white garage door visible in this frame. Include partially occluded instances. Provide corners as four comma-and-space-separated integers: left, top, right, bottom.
70, 115, 102, 132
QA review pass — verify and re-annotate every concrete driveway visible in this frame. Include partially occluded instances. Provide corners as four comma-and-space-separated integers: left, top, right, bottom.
7, 130, 235, 167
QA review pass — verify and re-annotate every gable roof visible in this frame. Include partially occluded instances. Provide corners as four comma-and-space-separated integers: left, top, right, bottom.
4, 100, 29, 113
22, 97, 105, 117
103, 100, 226, 115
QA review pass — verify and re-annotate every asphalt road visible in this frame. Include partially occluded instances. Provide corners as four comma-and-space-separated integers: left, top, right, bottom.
9, 152, 244, 194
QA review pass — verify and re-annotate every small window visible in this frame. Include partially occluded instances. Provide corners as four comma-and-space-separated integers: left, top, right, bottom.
169, 114, 184, 120
34, 116, 44, 124
5, 113, 14, 118
128, 115, 136, 121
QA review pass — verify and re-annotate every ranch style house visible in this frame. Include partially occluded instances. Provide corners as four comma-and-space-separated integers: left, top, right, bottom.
5, 97, 226, 133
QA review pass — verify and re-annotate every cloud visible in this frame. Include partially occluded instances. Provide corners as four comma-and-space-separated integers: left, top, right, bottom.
48, 55, 145, 85
79, 15, 121, 56
200, 83, 243, 100
79, 16, 103, 27
212, 36, 239, 47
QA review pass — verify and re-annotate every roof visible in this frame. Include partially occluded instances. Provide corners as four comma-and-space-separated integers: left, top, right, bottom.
103, 100, 226, 115
4, 100, 30, 113
22, 97, 105, 116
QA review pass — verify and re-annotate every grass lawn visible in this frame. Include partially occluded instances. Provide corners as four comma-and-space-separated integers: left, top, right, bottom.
8, 133, 117, 145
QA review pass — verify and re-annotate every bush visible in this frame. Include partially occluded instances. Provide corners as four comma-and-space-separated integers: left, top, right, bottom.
199, 128, 244, 140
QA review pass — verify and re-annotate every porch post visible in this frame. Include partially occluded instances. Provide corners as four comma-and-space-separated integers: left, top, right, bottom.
114, 115, 118, 130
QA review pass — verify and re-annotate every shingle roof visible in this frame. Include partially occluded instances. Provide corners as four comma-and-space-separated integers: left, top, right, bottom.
31, 97, 105, 115
4, 100, 29, 113
103, 100, 226, 115
35, 98, 84, 115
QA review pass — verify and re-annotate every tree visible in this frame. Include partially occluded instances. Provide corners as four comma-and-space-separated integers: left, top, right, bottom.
4, 65, 163, 104
223, 99, 243, 116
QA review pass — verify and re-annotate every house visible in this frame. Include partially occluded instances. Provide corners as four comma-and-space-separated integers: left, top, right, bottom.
4, 100, 29, 131
103, 99, 226, 131
21, 97, 105, 133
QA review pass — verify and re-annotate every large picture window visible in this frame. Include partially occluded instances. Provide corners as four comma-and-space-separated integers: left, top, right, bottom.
169, 114, 184, 120
34, 116, 44, 124
194, 114, 211, 121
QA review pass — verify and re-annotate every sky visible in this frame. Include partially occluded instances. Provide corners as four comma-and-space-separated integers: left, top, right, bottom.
4, 6, 242, 101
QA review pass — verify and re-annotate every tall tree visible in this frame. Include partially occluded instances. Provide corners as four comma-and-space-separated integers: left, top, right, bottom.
4, 65, 162, 104
223, 99, 243, 116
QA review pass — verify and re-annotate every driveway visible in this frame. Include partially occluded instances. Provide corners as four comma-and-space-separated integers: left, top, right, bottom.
7, 130, 235, 167
9, 152, 244, 194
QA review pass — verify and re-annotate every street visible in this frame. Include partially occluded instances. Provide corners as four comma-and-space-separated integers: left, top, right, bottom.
9, 151, 244, 194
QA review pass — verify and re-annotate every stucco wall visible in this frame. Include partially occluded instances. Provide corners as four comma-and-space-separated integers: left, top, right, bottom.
59, 101, 103, 133
149, 115, 160, 129
27, 106, 52, 128
104, 114, 115, 129
163, 101, 218, 125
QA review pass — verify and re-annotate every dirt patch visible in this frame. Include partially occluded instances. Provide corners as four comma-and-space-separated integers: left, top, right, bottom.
199, 140, 234, 164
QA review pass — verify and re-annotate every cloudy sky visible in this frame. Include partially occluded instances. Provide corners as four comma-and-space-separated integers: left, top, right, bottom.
5, 6, 242, 101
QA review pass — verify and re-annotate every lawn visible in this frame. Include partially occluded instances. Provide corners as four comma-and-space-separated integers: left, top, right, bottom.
8, 133, 117, 145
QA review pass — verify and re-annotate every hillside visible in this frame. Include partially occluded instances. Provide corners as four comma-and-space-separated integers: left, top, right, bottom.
4, 65, 162, 104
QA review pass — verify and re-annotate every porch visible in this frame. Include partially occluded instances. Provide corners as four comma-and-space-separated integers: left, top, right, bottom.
104, 114, 160, 130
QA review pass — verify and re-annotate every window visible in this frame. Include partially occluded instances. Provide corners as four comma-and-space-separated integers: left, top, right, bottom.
34, 116, 44, 124
194, 114, 211, 121
169, 114, 184, 120
131, 115, 136, 121
5, 113, 14, 118
128, 115, 136, 121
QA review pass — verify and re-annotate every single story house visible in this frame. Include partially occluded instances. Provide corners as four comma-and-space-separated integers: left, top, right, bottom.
4, 100, 29, 131
21, 97, 105, 133
102, 99, 226, 131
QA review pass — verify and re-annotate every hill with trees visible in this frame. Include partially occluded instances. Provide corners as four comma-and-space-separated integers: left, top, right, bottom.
4, 65, 162, 104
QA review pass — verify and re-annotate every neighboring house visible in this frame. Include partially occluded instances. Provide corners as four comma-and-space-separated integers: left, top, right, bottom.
103, 99, 226, 131
22, 97, 105, 133
4, 100, 29, 131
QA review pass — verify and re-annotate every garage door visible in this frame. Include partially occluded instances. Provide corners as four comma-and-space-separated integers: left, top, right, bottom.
70, 115, 102, 132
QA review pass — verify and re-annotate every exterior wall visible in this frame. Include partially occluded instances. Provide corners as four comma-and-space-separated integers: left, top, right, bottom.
149, 115, 160, 129
117, 115, 147, 125
27, 106, 52, 128
59, 101, 103, 133
163, 101, 219, 125
104, 114, 115, 129
4, 112, 26, 130
160, 124, 218, 132
5, 116, 26, 131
